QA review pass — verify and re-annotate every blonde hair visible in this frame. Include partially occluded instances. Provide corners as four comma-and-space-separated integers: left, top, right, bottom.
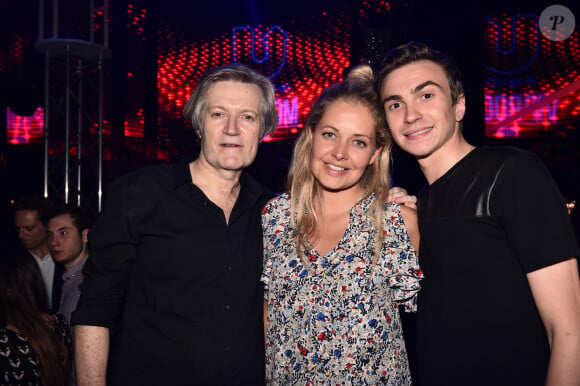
287, 65, 392, 267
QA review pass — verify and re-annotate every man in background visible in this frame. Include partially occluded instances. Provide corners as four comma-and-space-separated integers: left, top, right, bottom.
13, 196, 64, 311
47, 203, 92, 324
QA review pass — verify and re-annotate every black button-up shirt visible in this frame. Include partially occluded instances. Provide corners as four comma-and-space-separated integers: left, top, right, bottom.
72, 157, 272, 385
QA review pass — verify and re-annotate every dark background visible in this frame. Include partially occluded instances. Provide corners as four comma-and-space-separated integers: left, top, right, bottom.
0, 0, 579, 240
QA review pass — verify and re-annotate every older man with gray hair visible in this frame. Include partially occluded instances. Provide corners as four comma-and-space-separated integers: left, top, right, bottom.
72, 64, 278, 386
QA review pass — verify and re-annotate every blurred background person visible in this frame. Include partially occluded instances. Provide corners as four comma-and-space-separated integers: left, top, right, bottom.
0, 242, 72, 386
47, 203, 92, 325
13, 195, 64, 312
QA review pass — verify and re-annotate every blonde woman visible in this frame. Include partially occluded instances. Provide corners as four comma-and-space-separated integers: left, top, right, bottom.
261, 68, 423, 385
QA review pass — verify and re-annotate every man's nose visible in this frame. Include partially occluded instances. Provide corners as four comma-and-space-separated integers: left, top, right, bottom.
224, 117, 240, 135
404, 103, 422, 124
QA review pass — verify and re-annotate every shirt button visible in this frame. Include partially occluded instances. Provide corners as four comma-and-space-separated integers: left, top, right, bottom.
225, 346, 230, 352
225, 304, 230, 310
226, 265, 232, 271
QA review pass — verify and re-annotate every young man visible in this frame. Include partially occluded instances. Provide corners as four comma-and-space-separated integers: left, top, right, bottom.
72, 64, 278, 385
47, 204, 92, 324
376, 42, 580, 386
13, 196, 64, 311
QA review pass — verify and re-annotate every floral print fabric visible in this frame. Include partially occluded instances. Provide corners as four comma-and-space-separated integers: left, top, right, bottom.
262, 193, 423, 385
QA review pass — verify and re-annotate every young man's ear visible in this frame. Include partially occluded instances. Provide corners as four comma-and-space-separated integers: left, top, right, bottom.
82, 228, 89, 244
455, 94, 466, 122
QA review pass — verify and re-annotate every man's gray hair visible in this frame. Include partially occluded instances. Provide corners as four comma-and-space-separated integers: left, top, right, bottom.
183, 63, 278, 139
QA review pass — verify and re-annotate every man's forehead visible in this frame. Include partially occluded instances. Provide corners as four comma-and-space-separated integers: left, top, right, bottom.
206, 81, 262, 105
387, 59, 445, 81
15, 209, 40, 221
48, 213, 74, 228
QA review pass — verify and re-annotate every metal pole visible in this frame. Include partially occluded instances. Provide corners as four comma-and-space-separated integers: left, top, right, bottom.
64, 45, 71, 203
77, 58, 83, 206
43, 51, 50, 199
97, 54, 104, 212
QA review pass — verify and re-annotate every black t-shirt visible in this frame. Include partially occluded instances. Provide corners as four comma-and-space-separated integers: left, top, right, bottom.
72, 158, 273, 385
415, 146, 579, 386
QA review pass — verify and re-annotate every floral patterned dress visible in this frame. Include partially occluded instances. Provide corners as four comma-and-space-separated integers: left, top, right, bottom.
261, 193, 423, 385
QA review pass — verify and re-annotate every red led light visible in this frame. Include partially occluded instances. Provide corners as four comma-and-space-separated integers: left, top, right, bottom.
155, 8, 350, 142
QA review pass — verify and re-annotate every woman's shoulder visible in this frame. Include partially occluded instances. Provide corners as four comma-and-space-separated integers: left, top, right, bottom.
0, 324, 17, 342
262, 193, 291, 214
383, 201, 418, 226
383, 202, 420, 250
383, 201, 402, 216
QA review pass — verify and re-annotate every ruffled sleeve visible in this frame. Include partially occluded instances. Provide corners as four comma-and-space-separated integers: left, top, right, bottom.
383, 203, 423, 312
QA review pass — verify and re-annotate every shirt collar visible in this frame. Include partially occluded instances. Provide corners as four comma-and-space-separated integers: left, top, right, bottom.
31, 251, 52, 261
64, 255, 89, 280
172, 153, 272, 201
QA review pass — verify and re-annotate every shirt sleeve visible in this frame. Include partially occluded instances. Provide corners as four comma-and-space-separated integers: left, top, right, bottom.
494, 149, 580, 273
71, 174, 141, 329
260, 200, 277, 294
383, 203, 424, 312
260, 195, 289, 298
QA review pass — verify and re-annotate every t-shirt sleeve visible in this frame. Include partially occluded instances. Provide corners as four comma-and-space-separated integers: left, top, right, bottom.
495, 150, 579, 273
71, 175, 141, 329
383, 203, 424, 312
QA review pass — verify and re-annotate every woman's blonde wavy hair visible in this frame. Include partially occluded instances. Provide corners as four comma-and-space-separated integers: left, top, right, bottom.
287, 65, 393, 267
